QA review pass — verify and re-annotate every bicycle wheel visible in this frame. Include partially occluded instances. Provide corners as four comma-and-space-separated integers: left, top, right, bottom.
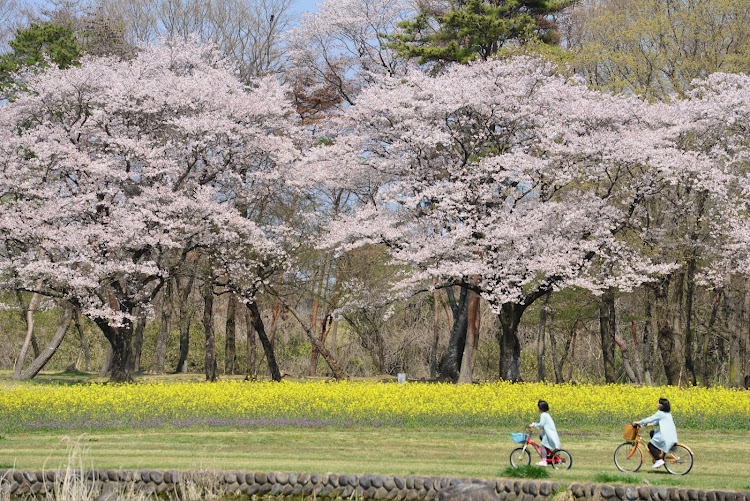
510, 447, 531, 466
550, 449, 572, 470
614, 442, 643, 472
664, 444, 693, 475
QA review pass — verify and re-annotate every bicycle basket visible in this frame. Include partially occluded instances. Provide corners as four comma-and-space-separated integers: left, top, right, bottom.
511, 433, 529, 444
623, 424, 638, 441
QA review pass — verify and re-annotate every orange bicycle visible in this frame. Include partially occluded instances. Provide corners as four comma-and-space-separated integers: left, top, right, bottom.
614, 424, 693, 475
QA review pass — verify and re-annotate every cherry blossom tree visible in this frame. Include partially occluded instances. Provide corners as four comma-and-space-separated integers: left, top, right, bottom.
685, 74, 750, 278
649, 73, 750, 387
0, 38, 300, 382
285, 0, 416, 108
310, 56, 677, 381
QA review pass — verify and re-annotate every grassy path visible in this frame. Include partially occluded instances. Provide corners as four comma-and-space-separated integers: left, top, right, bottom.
1, 426, 748, 492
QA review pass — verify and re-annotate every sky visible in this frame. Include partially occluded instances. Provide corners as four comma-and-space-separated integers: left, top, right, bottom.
1, 0, 323, 54
294, 0, 320, 15
23, 0, 322, 16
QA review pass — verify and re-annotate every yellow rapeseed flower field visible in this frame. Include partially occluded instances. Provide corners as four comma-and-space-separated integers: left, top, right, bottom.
0, 381, 746, 431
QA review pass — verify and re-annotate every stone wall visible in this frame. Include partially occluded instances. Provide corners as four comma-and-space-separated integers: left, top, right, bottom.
1, 469, 749, 501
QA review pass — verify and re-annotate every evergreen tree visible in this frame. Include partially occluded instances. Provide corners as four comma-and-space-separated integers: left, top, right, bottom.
0, 22, 81, 96
390, 0, 573, 65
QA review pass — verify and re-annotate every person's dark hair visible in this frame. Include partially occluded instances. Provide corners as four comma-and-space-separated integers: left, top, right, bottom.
658, 398, 671, 413
538, 400, 549, 412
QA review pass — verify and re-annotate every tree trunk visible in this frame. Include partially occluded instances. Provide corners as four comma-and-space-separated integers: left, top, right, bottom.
308, 256, 328, 376
13, 290, 41, 379
176, 316, 191, 373
309, 312, 326, 377
245, 306, 257, 379
438, 285, 469, 382
548, 311, 565, 384
254, 296, 282, 375
100, 346, 113, 377
429, 287, 440, 379
536, 292, 551, 382
285, 301, 347, 380
497, 302, 525, 382
247, 300, 282, 381
458, 290, 480, 384
73, 308, 91, 372
330, 319, 338, 361
599, 288, 617, 383
16, 289, 41, 358
728, 276, 748, 388
701, 289, 722, 387
151, 280, 173, 374
614, 332, 638, 383
642, 288, 654, 386
566, 321, 579, 382
175, 274, 195, 373
203, 283, 218, 382
654, 278, 682, 385
311, 312, 334, 376
671, 272, 686, 386
631, 321, 643, 384
95, 315, 133, 383
131, 308, 146, 373
728, 329, 744, 387
225, 293, 237, 375
20, 306, 74, 379
683, 257, 698, 386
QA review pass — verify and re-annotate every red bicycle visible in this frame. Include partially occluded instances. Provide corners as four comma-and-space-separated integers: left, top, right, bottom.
509, 432, 572, 470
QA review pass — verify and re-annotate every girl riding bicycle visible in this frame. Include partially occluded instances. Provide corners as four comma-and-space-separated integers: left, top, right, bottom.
528, 400, 560, 466
632, 397, 678, 469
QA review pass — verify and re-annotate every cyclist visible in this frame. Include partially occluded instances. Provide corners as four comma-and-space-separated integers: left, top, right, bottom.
632, 397, 677, 469
528, 400, 560, 466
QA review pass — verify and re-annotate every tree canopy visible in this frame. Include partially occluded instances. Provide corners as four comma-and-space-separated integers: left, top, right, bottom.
0, 38, 300, 381
389, 0, 573, 65
0, 22, 81, 95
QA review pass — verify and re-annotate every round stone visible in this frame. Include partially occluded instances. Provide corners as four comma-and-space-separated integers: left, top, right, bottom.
539, 482, 551, 497
600, 485, 615, 498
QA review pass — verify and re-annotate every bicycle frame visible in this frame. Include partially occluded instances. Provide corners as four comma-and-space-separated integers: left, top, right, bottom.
520, 436, 545, 459
616, 426, 694, 475
622, 434, 647, 463
625, 429, 688, 463
522, 435, 565, 465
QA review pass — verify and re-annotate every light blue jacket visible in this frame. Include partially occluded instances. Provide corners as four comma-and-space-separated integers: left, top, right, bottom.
531, 412, 560, 450
640, 410, 678, 453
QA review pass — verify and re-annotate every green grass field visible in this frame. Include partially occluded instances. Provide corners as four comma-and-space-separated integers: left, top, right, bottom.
1, 426, 748, 492
1, 371, 749, 493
